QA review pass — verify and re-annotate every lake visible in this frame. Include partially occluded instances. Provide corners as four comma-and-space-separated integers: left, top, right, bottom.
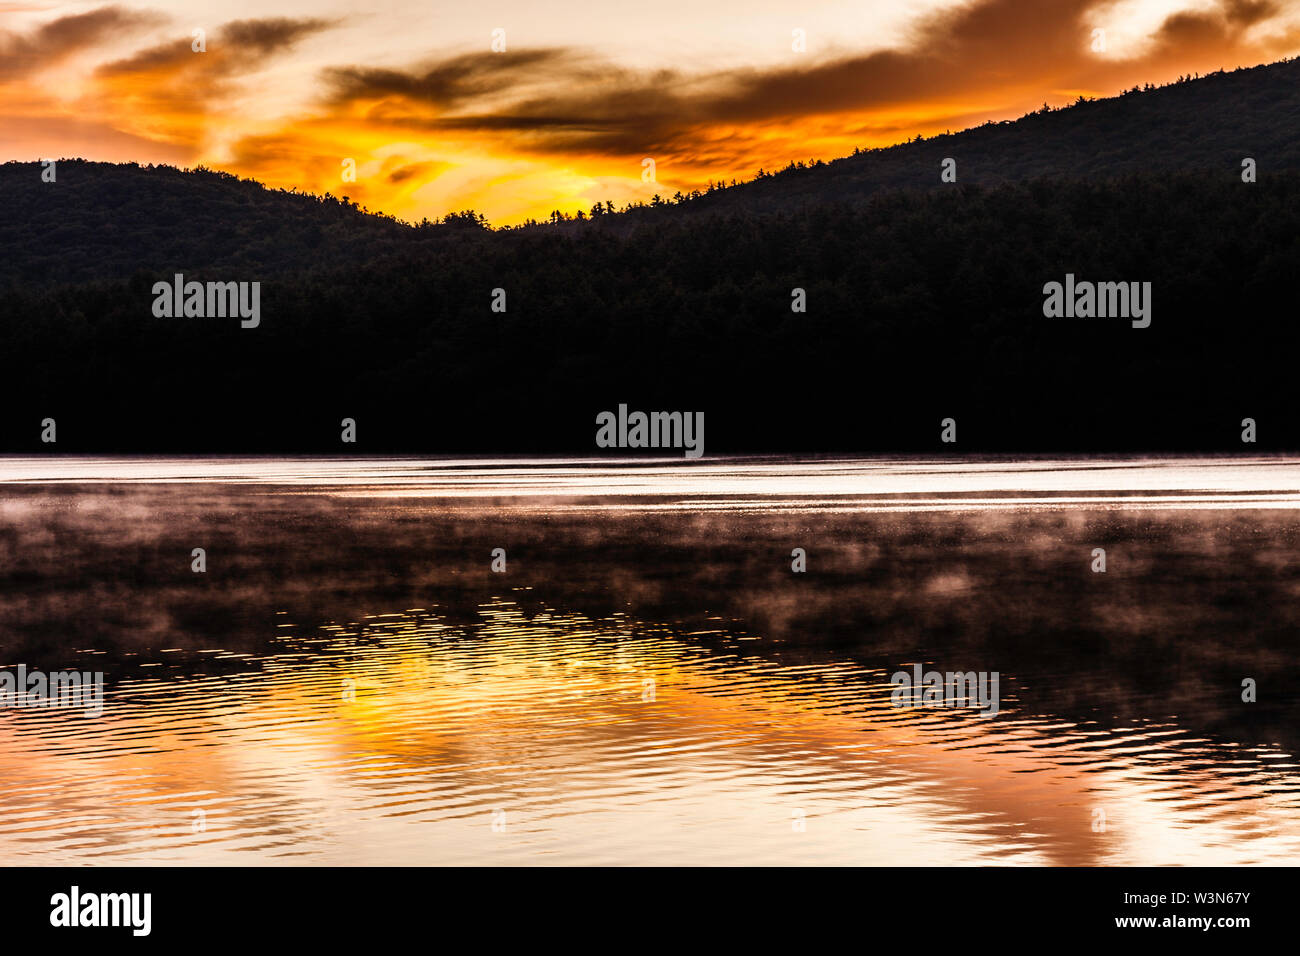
1, 456, 1297, 864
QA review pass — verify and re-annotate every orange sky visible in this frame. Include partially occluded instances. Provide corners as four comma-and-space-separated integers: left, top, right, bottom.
4, 0, 1300, 223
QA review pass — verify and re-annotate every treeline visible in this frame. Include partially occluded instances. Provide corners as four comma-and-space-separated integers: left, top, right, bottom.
5, 58, 1300, 453
1, 160, 487, 286
663, 57, 1300, 219
7, 55, 1300, 267
2, 169, 1297, 453
449, 57, 1300, 227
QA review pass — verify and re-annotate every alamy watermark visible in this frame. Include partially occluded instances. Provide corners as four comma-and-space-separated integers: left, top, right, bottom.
0, 665, 104, 717
890, 664, 1000, 717
596, 404, 704, 458
152, 273, 260, 328
50, 887, 150, 936
1043, 274, 1151, 328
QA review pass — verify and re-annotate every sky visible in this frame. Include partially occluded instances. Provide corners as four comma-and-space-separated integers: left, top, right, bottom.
3, 0, 1300, 223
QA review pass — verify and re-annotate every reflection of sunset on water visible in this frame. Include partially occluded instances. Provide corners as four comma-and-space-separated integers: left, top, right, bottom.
2, 457, 1298, 865
2, 600, 1296, 865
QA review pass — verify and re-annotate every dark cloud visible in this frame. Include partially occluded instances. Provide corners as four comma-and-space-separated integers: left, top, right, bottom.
385, 160, 443, 184
0, 5, 161, 81
94, 36, 192, 76
221, 17, 337, 59
325, 48, 586, 110
1148, 0, 1285, 57
97, 16, 335, 79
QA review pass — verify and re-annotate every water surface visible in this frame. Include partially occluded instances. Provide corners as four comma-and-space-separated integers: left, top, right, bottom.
1, 457, 1297, 865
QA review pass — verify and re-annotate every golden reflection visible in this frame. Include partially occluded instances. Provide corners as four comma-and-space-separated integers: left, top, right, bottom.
1, 602, 1296, 865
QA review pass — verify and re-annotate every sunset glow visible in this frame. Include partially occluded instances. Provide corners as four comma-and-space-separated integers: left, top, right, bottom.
4, 1, 1300, 221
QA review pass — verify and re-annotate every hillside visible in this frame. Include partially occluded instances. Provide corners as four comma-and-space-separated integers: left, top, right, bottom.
5, 56, 1300, 277
0, 162, 445, 286
2, 59, 1300, 454
684, 57, 1300, 215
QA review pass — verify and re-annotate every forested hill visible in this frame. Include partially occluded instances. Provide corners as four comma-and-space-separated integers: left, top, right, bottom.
3, 58, 1300, 453
0, 161, 416, 286
4, 56, 1300, 284
682, 56, 1300, 215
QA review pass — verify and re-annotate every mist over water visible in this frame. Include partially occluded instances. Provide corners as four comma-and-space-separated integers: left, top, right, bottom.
1, 457, 1298, 865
